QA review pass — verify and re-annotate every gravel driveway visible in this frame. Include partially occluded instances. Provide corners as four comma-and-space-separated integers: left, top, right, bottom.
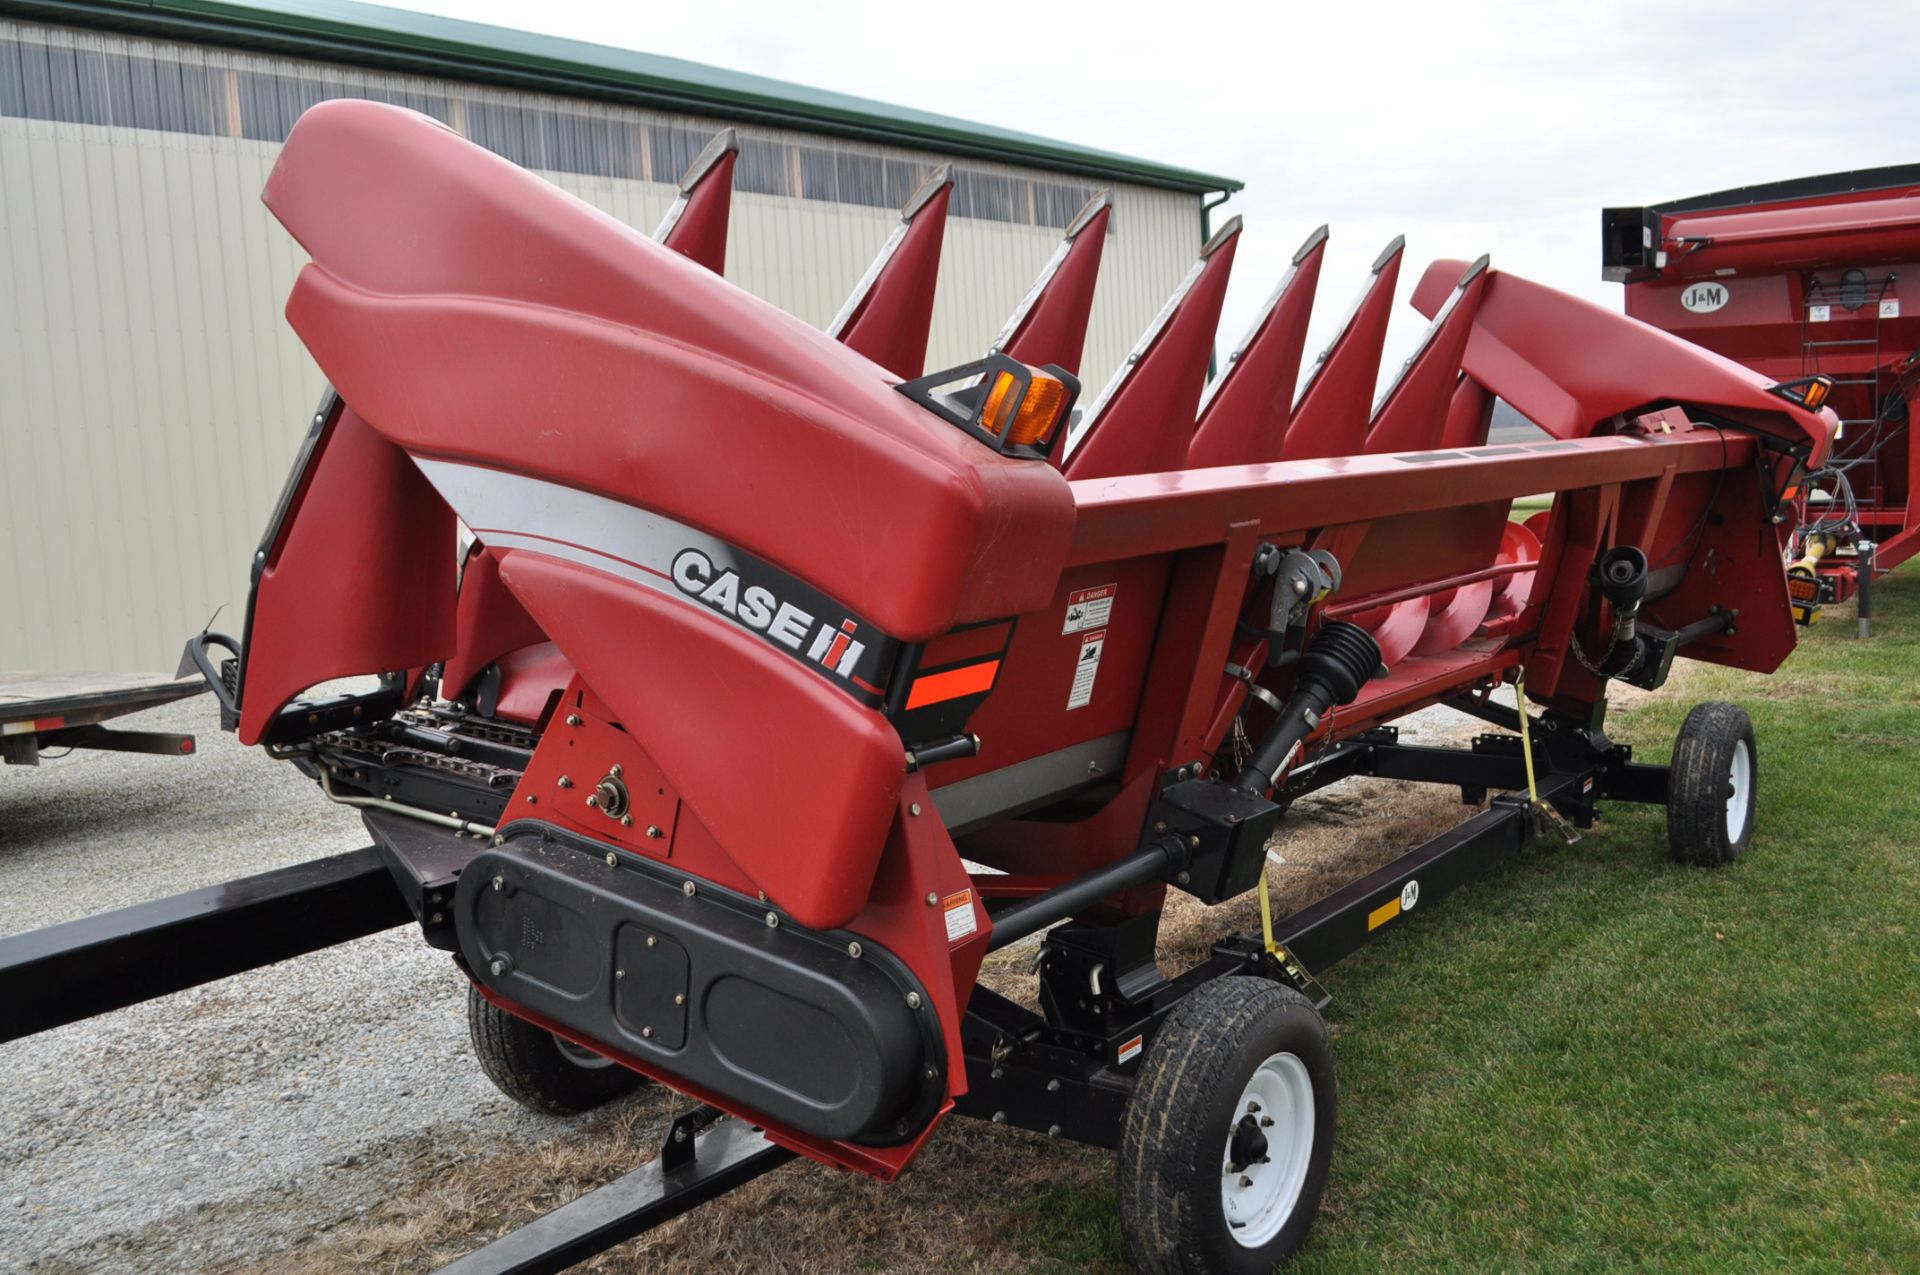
0, 694, 584, 1273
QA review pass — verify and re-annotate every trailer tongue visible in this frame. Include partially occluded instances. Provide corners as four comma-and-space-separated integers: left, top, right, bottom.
3, 100, 1832, 1273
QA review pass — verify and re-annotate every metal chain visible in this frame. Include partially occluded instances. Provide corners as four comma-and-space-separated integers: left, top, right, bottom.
1567, 629, 1643, 679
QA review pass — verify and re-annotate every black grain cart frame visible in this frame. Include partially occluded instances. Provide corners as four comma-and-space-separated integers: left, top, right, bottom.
0, 687, 1755, 1274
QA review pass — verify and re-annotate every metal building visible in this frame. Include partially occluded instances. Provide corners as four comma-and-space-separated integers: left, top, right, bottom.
0, 1, 1238, 673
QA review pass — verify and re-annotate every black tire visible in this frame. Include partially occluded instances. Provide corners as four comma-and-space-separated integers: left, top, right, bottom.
1118, 977, 1337, 1275
466, 984, 647, 1115
1667, 701, 1757, 867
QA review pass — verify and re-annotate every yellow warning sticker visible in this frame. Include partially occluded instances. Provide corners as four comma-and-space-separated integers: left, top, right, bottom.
1367, 897, 1401, 931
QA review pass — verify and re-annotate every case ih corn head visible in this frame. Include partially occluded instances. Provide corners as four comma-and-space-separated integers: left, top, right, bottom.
1606, 163, 1920, 632
1, 102, 1834, 1273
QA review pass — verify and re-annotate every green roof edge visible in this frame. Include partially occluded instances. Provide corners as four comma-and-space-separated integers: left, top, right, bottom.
13, 0, 1245, 194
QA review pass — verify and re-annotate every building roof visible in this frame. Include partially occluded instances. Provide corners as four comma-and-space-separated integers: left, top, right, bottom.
21, 0, 1245, 194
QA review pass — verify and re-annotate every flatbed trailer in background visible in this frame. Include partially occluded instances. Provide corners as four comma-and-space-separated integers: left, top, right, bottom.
1605, 164, 1920, 629
0, 672, 204, 766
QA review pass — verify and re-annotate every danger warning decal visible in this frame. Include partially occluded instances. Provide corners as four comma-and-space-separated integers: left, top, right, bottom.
1062, 583, 1116, 634
1068, 630, 1105, 710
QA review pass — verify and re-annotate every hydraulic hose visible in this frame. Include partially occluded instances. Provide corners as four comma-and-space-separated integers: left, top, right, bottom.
1234, 620, 1383, 794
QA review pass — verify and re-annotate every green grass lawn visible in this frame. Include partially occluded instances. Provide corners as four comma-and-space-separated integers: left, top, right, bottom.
1016, 571, 1920, 1274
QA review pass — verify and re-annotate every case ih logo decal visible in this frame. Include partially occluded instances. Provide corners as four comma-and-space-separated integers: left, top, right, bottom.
411, 459, 896, 705
671, 548, 868, 679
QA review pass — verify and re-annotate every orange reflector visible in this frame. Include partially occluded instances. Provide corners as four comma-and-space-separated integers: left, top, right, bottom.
1008, 372, 1070, 448
1802, 377, 1831, 411
905, 659, 1001, 709
977, 367, 1070, 449
979, 371, 1022, 438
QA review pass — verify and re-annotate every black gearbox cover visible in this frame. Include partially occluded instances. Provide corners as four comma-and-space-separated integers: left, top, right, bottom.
1154, 779, 1282, 904
455, 824, 941, 1144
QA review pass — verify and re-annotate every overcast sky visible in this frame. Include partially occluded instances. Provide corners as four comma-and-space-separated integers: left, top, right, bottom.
401, 0, 1920, 377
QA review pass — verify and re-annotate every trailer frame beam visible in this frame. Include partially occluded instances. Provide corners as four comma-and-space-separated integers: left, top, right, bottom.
0, 846, 409, 1043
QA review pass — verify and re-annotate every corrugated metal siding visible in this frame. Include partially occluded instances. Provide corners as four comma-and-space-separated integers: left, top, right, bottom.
0, 20, 1199, 673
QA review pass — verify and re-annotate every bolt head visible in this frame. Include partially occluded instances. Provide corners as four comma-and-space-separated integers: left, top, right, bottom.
642, 1025, 654, 1039
429, 912, 443, 925
492, 876, 504, 891
682, 880, 696, 897
586, 794, 600, 808
1047, 1124, 1062, 1137
646, 935, 658, 947
489, 958, 506, 976
910, 802, 922, 816
610, 764, 622, 777
991, 1111, 1007, 1124
605, 852, 618, 867
525, 795, 537, 804
566, 714, 582, 727
621, 815, 634, 828
492, 834, 504, 846
905, 991, 922, 1009
615, 968, 625, 980
558, 776, 573, 789
647, 824, 663, 839
764, 911, 780, 928
1046, 1078, 1061, 1092
926, 892, 940, 906
847, 941, 863, 958
674, 993, 685, 1005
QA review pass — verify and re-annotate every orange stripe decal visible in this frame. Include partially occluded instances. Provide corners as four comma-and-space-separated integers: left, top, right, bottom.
906, 660, 1001, 710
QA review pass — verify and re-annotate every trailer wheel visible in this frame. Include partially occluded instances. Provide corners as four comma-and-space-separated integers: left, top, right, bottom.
1667, 701, 1757, 867
466, 984, 647, 1115
1117, 976, 1335, 1275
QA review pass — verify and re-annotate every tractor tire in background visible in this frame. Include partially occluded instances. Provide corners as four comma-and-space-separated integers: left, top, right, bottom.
467, 984, 648, 1115
1117, 976, 1336, 1275
1667, 701, 1757, 867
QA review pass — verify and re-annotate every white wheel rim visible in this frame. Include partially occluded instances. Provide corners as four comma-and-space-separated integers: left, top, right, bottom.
1726, 739, 1752, 843
1221, 1050, 1316, 1248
